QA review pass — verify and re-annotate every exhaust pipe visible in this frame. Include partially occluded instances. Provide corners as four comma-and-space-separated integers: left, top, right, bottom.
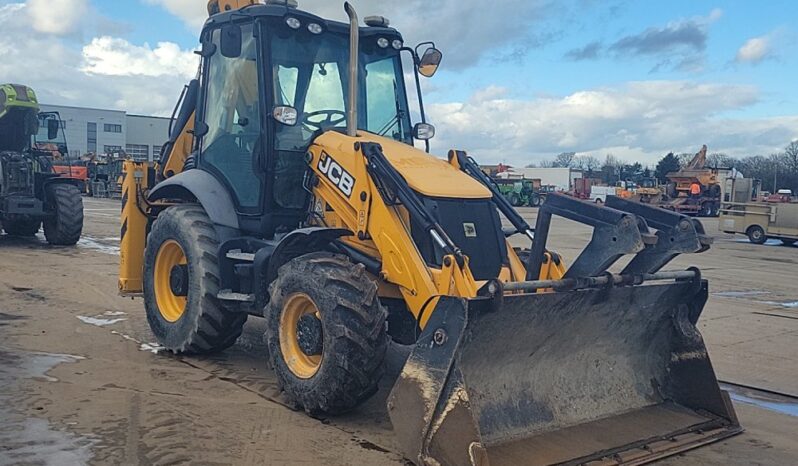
344, 2, 358, 137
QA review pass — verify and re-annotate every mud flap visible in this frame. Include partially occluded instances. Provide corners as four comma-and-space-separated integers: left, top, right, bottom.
388, 281, 741, 466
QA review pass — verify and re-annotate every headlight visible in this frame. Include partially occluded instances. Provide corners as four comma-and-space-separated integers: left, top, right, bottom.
285, 17, 301, 29
307, 23, 323, 34
377, 37, 390, 49
392, 39, 403, 50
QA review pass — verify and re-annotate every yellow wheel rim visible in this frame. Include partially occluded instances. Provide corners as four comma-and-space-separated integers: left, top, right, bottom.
280, 293, 323, 379
154, 240, 187, 323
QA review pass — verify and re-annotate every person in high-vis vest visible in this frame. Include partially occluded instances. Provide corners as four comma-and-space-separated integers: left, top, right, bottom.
690, 182, 702, 201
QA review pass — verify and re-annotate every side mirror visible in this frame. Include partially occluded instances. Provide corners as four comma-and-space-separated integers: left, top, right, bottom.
273, 106, 298, 126
220, 23, 242, 58
418, 47, 443, 77
413, 122, 435, 140
47, 119, 60, 140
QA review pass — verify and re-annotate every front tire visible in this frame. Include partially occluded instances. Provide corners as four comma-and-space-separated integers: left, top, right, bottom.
746, 225, 767, 245
265, 252, 388, 415
143, 205, 246, 354
43, 184, 83, 245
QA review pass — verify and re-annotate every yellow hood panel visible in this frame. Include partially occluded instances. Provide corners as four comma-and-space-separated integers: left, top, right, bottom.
313, 131, 491, 199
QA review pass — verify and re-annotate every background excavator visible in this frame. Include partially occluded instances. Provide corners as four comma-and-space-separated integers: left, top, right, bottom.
119, 1, 741, 464
661, 145, 725, 217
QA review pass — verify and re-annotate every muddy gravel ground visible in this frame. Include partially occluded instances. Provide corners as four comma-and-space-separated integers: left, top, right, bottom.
1, 197, 797, 465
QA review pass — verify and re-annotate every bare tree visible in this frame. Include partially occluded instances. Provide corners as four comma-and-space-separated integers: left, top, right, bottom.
676, 153, 694, 167
574, 155, 600, 173
553, 152, 576, 168
784, 140, 798, 174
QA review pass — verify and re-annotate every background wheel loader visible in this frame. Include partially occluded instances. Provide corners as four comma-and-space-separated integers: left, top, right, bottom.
0, 84, 84, 245
119, 1, 741, 464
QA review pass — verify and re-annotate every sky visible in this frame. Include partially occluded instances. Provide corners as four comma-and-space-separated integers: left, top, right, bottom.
0, 0, 796, 166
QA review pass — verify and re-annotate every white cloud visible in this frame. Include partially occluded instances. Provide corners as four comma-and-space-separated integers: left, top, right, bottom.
736, 36, 770, 64
82, 37, 197, 78
145, 0, 554, 69
426, 81, 798, 165
0, 2, 196, 116
144, 0, 208, 29
27, 0, 88, 35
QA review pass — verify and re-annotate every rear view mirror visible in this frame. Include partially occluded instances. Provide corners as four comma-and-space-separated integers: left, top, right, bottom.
418, 47, 442, 77
273, 106, 298, 126
47, 118, 60, 140
220, 23, 242, 58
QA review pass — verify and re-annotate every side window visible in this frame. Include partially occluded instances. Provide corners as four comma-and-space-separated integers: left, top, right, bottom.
364, 56, 411, 142
275, 65, 298, 107
201, 24, 262, 209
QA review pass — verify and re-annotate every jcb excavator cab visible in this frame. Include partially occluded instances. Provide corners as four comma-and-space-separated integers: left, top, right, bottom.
155, 2, 430, 239
120, 2, 740, 465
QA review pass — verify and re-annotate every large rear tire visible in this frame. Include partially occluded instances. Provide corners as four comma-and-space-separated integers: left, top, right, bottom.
43, 184, 83, 245
143, 205, 246, 354
2, 217, 41, 237
265, 252, 388, 415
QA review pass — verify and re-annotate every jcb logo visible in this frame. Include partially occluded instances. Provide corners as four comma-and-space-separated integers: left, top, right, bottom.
318, 152, 355, 198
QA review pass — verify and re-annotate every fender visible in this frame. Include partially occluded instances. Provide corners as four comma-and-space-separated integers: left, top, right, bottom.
148, 169, 239, 230
42, 176, 84, 190
251, 227, 352, 310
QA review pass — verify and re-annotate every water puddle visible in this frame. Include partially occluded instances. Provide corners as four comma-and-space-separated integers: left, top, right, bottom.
721, 383, 798, 418
735, 238, 784, 246
139, 342, 164, 354
110, 330, 163, 354
77, 237, 120, 256
713, 290, 769, 298
761, 300, 798, 309
77, 315, 126, 327
0, 416, 94, 465
0, 346, 93, 465
0, 347, 84, 382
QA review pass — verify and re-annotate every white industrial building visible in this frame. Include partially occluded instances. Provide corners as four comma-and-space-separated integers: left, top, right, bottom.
40, 104, 171, 162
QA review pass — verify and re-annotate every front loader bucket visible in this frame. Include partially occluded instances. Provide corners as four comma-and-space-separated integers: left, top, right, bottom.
388, 279, 741, 466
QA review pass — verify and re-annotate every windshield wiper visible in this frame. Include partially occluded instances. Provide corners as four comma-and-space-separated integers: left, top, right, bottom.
377, 80, 404, 138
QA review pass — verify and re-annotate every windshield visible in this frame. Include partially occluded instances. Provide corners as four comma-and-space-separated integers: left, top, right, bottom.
33, 112, 69, 160
270, 27, 412, 151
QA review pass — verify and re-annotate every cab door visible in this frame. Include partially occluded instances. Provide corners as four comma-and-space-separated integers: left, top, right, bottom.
197, 21, 264, 216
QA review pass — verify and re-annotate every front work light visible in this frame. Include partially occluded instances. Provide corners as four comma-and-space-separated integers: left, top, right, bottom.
285, 17, 301, 29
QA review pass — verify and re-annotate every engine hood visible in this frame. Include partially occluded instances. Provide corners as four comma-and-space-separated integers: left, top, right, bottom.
312, 131, 491, 200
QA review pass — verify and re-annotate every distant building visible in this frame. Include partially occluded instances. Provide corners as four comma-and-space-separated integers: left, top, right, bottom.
40, 104, 170, 162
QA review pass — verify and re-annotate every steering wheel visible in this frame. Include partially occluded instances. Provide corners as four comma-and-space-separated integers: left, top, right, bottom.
301, 110, 347, 132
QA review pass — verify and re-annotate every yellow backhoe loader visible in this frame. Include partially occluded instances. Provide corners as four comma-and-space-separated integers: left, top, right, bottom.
119, 1, 741, 464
